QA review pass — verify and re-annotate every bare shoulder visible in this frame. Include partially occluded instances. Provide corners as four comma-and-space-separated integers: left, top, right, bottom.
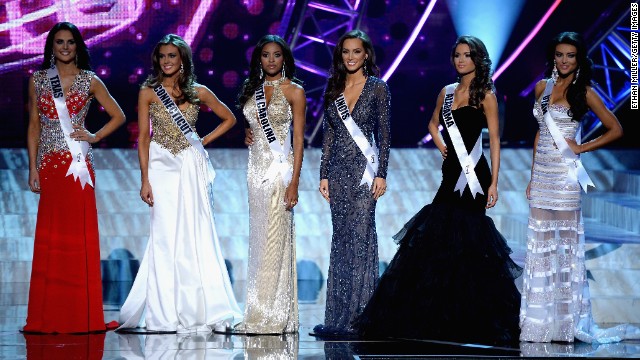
283, 81, 306, 102
193, 83, 212, 95
483, 90, 497, 102
90, 73, 106, 87
585, 85, 606, 106
138, 86, 156, 103
534, 79, 548, 99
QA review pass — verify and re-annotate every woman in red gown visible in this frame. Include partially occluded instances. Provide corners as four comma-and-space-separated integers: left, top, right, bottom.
24, 22, 125, 333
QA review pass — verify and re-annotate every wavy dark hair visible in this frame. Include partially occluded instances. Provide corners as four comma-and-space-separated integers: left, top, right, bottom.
237, 34, 302, 108
42, 22, 91, 70
324, 30, 380, 108
143, 34, 198, 105
544, 31, 593, 120
450, 35, 494, 108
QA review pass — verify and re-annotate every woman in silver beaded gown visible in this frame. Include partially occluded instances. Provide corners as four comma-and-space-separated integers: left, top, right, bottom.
313, 30, 391, 337
519, 32, 637, 343
25, 22, 125, 333
237, 35, 306, 334
118, 34, 241, 333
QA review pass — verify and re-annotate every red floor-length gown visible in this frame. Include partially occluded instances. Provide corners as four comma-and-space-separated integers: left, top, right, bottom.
24, 69, 107, 333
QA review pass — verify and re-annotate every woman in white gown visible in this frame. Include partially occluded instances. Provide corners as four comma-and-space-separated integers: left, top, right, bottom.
520, 32, 639, 343
118, 34, 242, 333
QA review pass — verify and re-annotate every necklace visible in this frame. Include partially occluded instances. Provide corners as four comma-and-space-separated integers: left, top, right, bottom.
264, 76, 287, 86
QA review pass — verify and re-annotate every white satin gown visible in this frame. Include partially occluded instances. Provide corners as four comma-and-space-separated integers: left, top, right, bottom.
119, 102, 242, 333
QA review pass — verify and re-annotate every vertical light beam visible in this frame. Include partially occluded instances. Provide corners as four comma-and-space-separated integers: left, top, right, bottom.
492, 0, 563, 81
382, 0, 439, 82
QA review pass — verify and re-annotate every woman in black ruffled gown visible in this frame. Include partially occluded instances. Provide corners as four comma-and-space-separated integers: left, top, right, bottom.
355, 35, 522, 345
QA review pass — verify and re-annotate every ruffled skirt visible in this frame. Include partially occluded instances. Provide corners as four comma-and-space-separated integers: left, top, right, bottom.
355, 203, 522, 345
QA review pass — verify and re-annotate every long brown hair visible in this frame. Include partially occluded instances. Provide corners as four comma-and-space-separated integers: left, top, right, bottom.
143, 34, 198, 105
450, 35, 494, 108
323, 30, 379, 108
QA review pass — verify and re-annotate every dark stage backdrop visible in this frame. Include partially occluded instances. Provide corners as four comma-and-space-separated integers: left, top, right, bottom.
0, 0, 635, 149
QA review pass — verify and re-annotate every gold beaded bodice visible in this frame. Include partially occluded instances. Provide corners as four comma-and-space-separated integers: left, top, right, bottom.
33, 69, 94, 170
149, 102, 200, 156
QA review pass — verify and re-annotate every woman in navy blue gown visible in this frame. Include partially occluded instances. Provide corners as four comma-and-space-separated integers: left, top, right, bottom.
313, 30, 391, 337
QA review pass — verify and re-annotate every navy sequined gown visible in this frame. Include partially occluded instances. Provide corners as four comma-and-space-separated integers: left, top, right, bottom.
315, 76, 391, 336
355, 103, 522, 345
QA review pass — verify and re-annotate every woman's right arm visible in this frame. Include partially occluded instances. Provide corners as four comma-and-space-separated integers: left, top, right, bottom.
526, 80, 546, 199
428, 88, 446, 159
27, 75, 41, 193
319, 110, 334, 202
137, 88, 154, 206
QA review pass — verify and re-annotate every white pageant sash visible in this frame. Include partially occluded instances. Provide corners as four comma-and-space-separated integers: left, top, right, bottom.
334, 94, 378, 187
442, 84, 484, 198
255, 83, 292, 187
540, 80, 594, 192
46, 67, 93, 189
153, 85, 210, 160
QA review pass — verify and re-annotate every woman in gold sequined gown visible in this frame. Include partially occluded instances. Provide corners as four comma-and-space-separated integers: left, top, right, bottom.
25, 22, 125, 333
236, 35, 306, 334
519, 32, 635, 343
118, 34, 241, 333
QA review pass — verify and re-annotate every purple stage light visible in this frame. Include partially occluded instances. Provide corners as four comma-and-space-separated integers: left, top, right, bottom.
223, 71, 239, 88
97, 66, 111, 77
492, 0, 563, 81
244, 0, 264, 15
183, 0, 218, 46
382, 0, 438, 82
224, 23, 240, 39
200, 48, 214, 63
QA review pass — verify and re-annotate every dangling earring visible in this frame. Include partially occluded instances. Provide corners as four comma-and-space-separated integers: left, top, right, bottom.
50, 53, 56, 69
179, 63, 184, 74
74, 54, 78, 65
363, 62, 368, 77
572, 67, 580, 84
281, 62, 286, 79
551, 59, 559, 83
259, 67, 264, 79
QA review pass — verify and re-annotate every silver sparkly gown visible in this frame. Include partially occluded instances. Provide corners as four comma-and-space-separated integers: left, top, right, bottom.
240, 80, 298, 334
520, 82, 640, 343
315, 76, 391, 336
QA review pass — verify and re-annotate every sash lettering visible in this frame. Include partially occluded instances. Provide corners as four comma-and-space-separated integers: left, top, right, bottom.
442, 83, 484, 198
46, 67, 93, 189
335, 94, 378, 187
254, 84, 292, 186
152, 85, 211, 163
539, 80, 594, 192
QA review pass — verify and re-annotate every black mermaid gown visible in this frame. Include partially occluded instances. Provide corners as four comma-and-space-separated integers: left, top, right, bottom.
355, 106, 522, 345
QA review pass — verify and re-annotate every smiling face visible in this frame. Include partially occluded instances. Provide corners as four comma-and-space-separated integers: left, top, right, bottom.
341, 38, 367, 74
52, 29, 77, 64
452, 43, 476, 75
554, 43, 578, 77
260, 42, 284, 78
158, 44, 182, 77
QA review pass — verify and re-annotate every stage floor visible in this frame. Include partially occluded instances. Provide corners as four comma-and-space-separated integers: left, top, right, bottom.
2, 284, 640, 359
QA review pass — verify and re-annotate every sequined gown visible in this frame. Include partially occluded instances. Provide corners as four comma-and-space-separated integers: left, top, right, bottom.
240, 81, 298, 334
520, 81, 640, 343
355, 101, 522, 345
314, 76, 391, 336
24, 70, 107, 333
118, 98, 242, 333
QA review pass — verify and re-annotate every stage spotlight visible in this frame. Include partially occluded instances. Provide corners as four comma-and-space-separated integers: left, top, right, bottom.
445, 0, 525, 71
223, 23, 239, 39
